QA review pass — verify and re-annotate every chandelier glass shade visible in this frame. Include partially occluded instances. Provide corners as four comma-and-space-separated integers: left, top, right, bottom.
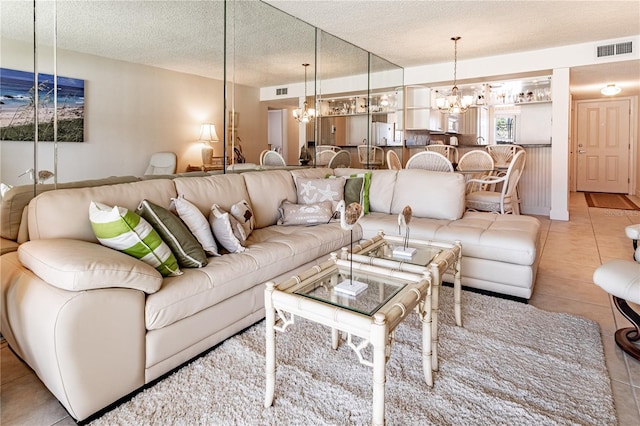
436, 36, 474, 114
293, 63, 315, 123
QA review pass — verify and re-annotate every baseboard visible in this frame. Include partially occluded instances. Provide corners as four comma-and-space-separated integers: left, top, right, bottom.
441, 281, 529, 304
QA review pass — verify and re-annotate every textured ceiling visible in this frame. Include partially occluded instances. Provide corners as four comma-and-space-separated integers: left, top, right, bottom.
1, 0, 638, 99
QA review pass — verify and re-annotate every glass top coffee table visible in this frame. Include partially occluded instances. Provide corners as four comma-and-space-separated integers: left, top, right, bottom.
264, 256, 432, 426
343, 231, 462, 372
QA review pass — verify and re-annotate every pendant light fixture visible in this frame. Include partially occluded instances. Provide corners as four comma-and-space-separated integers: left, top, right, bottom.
436, 36, 474, 114
293, 63, 315, 123
601, 83, 622, 96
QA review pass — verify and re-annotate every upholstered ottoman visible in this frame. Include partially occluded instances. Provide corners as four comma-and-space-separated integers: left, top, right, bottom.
593, 224, 640, 361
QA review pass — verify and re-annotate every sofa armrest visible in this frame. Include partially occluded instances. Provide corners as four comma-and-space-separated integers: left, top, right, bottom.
18, 239, 163, 293
1, 251, 146, 421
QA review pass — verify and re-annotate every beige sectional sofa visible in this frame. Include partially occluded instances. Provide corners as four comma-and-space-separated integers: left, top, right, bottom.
0, 167, 540, 422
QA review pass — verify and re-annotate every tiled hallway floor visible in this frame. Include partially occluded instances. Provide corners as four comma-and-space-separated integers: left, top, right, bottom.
2, 192, 640, 425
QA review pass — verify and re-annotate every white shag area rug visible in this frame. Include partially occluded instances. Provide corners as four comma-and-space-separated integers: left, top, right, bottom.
90, 287, 617, 425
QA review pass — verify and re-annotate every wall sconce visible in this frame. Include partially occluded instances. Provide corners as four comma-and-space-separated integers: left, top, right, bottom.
600, 84, 621, 96
199, 123, 219, 165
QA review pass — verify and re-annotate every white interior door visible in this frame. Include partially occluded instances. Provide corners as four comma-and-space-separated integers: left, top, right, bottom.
267, 109, 286, 154
576, 99, 631, 193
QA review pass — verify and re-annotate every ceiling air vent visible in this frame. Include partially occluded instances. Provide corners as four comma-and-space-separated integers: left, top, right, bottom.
596, 40, 633, 58
596, 44, 615, 57
616, 41, 633, 55
276, 88, 288, 96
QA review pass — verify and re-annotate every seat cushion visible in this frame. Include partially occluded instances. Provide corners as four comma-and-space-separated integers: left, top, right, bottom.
144, 222, 361, 330
359, 211, 539, 266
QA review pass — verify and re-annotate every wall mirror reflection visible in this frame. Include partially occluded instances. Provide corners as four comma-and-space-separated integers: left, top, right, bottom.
1, 0, 403, 188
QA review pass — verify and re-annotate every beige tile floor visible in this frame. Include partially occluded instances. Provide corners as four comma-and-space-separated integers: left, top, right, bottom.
1, 191, 640, 425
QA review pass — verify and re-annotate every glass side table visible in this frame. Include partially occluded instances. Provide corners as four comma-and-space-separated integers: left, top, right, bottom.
342, 231, 462, 372
264, 256, 432, 426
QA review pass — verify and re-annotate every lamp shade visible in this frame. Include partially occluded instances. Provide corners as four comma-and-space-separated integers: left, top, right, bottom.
199, 123, 220, 142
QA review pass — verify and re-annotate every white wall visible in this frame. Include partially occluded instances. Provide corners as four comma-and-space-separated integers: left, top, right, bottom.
0, 39, 260, 186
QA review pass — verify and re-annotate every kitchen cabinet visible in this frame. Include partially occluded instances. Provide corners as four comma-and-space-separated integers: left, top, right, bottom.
405, 85, 432, 130
317, 91, 400, 147
460, 106, 489, 143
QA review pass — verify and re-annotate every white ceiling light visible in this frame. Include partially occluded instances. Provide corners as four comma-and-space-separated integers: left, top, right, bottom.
436, 36, 474, 114
601, 83, 622, 96
293, 63, 316, 123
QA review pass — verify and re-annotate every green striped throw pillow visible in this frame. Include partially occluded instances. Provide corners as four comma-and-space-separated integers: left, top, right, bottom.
136, 199, 207, 268
90, 201, 182, 277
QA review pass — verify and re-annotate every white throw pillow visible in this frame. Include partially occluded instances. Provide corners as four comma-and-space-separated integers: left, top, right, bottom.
89, 201, 181, 277
171, 195, 219, 256
230, 199, 255, 238
296, 177, 345, 210
210, 204, 246, 253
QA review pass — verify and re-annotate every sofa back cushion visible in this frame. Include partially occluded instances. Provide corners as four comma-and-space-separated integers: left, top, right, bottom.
28, 179, 176, 242
390, 169, 466, 220
242, 170, 297, 228
290, 167, 333, 180
174, 174, 249, 216
1, 175, 140, 241
337, 169, 398, 214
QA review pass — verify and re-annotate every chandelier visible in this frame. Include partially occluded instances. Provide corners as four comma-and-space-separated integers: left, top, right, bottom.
293, 63, 316, 123
436, 36, 474, 114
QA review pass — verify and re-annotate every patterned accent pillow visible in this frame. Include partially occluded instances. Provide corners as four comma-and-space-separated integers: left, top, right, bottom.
136, 199, 207, 268
327, 172, 371, 214
278, 200, 334, 226
210, 204, 246, 253
171, 195, 219, 257
230, 199, 255, 238
296, 177, 345, 210
89, 201, 181, 277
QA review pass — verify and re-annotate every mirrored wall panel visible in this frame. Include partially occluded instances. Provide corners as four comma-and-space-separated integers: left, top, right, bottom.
1, 0, 402, 185
225, 0, 316, 168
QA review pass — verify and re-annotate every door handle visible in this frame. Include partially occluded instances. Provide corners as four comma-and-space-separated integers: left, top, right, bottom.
578, 150, 587, 154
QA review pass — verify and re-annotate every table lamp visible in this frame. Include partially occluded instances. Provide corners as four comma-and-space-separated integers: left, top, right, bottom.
199, 123, 219, 165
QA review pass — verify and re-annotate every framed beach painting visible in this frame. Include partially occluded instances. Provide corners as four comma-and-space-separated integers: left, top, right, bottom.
0, 68, 85, 142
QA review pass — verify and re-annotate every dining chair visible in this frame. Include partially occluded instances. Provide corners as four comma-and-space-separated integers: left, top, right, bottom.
485, 145, 523, 168
259, 149, 270, 165
386, 150, 402, 170
261, 150, 287, 167
405, 151, 454, 172
465, 150, 526, 214
425, 145, 458, 164
357, 145, 385, 169
316, 145, 340, 153
327, 149, 351, 169
316, 149, 337, 167
457, 150, 495, 193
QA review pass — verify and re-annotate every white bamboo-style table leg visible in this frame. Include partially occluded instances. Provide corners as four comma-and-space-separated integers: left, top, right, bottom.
264, 282, 276, 408
429, 263, 441, 372
418, 290, 433, 387
332, 328, 340, 350
453, 241, 463, 327
371, 313, 388, 426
